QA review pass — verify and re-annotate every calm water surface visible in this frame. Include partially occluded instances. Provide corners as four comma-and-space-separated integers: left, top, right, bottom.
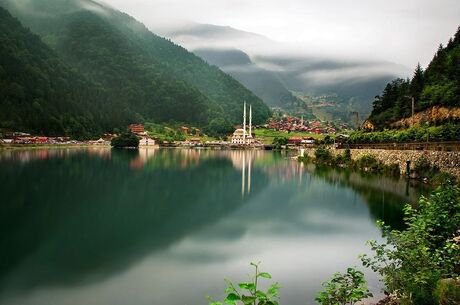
0, 148, 425, 305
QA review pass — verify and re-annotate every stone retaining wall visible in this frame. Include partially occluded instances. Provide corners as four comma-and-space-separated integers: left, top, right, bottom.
299, 148, 460, 178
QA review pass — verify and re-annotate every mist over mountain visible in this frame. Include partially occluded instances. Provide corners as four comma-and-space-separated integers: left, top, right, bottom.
155, 22, 409, 118
0, 0, 271, 137
194, 48, 302, 108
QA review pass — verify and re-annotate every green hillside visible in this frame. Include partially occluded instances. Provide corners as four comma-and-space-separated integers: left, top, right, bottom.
368, 27, 460, 128
0, 0, 271, 132
0, 7, 106, 138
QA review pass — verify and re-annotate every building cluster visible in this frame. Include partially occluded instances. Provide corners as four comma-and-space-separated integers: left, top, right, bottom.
287, 136, 315, 146
128, 124, 156, 146
264, 116, 340, 134
0, 131, 72, 144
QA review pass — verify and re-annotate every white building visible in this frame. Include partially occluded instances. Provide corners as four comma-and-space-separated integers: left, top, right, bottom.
231, 102, 255, 145
139, 136, 156, 146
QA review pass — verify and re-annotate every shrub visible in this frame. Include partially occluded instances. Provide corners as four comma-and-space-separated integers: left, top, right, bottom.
273, 137, 288, 150
315, 267, 373, 305
435, 279, 460, 305
315, 147, 333, 164
413, 156, 439, 179
111, 131, 139, 148
360, 183, 460, 305
355, 154, 380, 171
207, 262, 281, 305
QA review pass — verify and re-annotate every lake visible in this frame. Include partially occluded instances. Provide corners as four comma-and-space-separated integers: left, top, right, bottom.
0, 148, 425, 305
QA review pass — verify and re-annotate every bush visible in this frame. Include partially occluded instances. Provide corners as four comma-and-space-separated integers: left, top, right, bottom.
355, 154, 380, 171
315, 147, 334, 164
315, 267, 373, 305
273, 137, 288, 150
111, 131, 139, 148
413, 156, 439, 178
360, 183, 460, 304
435, 279, 460, 305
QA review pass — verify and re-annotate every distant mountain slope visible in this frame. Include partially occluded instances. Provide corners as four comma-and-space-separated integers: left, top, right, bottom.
194, 48, 302, 107
0, 0, 271, 126
367, 27, 460, 128
0, 7, 105, 137
157, 22, 406, 120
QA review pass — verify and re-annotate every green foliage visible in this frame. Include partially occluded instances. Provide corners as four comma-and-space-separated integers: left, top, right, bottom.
272, 137, 288, 150
0, 7, 103, 138
208, 262, 281, 305
0, 0, 271, 137
413, 156, 439, 178
368, 27, 460, 128
349, 123, 460, 144
355, 154, 379, 170
110, 131, 139, 148
315, 267, 373, 305
360, 183, 460, 305
314, 147, 334, 165
435, 279, 460, 305
205, 118, 234, 138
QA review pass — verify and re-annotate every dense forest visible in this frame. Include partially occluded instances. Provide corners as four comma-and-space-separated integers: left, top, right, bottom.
0, 0, 271, 137
0, 7, 106, 138
368, 27, 460, 129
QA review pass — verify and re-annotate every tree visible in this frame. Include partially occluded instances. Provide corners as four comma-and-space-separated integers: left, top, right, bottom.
110, 131, 139, 148
410, 63, 424, 105
205, 117, 234, 138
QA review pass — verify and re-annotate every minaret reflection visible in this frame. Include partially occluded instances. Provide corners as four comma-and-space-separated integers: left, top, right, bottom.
242, 152, 246, 197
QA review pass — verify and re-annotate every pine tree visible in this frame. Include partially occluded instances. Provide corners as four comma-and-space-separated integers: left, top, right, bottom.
410, 63, 424, 106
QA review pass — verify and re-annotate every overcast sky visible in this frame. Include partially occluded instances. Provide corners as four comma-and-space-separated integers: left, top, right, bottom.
102, 0, 459, 69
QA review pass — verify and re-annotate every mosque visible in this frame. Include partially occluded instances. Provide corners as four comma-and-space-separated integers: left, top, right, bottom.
231, 102, 255, 145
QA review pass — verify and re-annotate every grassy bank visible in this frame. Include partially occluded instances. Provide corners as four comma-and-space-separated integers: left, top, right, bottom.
254, 129, 326, 144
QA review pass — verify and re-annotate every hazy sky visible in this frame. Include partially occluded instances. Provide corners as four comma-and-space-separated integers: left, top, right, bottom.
102, 0, 459, 69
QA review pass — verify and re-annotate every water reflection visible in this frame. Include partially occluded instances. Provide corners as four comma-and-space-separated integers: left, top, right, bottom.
0, 149, 425, 305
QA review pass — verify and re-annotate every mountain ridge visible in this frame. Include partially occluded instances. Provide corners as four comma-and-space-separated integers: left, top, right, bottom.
0, 0, 271, 136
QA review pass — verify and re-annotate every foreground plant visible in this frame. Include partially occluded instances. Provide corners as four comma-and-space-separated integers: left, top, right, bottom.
315, 267, 373, 305
207, 262, 281, 305
360, 182, 460, 305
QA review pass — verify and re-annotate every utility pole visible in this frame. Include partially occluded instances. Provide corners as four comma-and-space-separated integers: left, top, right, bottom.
350, 111, 359, 129
411, 96, 415, 127
406, 95, 415, 127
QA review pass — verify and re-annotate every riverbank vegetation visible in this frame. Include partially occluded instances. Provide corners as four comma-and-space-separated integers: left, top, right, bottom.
361, 182, 460, 305
298, 147, 457, 184
255, 129, 325, 144
210, 184, 459, 305
348, 124, 460, 144
299, 147, 401, 177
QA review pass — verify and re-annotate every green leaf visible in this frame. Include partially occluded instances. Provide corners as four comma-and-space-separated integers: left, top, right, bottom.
258, 272, 272, 279
224, 293, 240, 305
238, 282, 256, 291
255, 290, 267, 299
241, 295, 256, 305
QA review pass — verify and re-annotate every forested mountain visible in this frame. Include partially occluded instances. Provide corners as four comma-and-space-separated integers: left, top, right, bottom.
0, 7, 106, 137
368, 27, 460, 128
0, 0, 271, 136
157, 22, 404, 121
194, 48, 302, 107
